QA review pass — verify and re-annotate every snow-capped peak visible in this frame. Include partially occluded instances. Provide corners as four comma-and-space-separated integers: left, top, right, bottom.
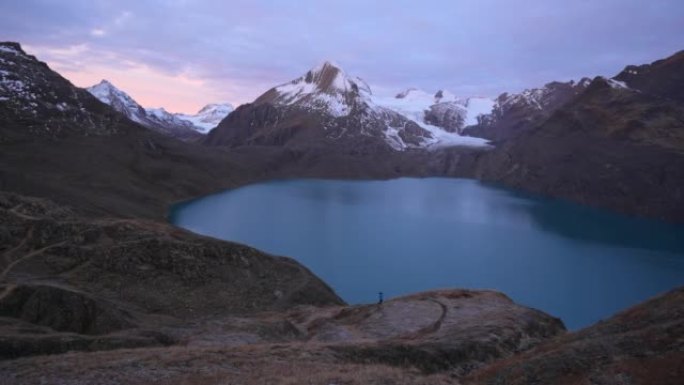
174, 103, 234, 134
243, 63, 490, 150
85, 80, 206, 139
87, 79, 140, 109
86, 79, 147, 123
0, 42, 24, 56
305, 61, 371, 96
253, 60, 374, 117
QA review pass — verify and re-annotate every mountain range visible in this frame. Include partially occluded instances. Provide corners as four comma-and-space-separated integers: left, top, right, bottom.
206, 61, 490, 150
86, 80, 233, 140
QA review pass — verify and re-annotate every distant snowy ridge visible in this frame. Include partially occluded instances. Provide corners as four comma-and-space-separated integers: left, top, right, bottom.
86, 80, 207, 140
373, 88, 495, 134
175, 103, 234, 133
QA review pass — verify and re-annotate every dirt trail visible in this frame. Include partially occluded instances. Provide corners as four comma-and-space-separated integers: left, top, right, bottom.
404, 299, 448, 340
0, 283, 17, 301
0, 240, 67, 282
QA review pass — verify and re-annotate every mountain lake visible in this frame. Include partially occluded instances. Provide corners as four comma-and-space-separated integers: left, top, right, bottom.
170, 178, 684, 329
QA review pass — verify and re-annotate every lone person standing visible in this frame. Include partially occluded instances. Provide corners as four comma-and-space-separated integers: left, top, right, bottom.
378, 291, 384, 305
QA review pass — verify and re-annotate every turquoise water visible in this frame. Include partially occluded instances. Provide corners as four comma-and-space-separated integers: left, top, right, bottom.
170, 178, 684, 329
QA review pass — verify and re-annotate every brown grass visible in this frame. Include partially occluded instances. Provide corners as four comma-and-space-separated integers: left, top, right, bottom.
2, 343, 457, 385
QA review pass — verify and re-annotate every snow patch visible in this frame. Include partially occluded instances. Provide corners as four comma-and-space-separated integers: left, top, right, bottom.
464, 97, 495, 126
0, 46, 21, 55
374, 91, 490, 149
175, 103, 233, 133
374, 89, 494, 131
1, 78, 27, 93
607, 78, 629, 89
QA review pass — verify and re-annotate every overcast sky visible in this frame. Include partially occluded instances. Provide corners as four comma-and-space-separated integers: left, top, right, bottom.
2, 0, 683, 113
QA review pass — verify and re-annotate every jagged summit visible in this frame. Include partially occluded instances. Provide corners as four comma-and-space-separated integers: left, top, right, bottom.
253, 61, 372, 116
613, 50, 684, 102
95, 79, 113, 86
0, 41, 26, 56
303, 61, 366, 94
87, 79, 142, 116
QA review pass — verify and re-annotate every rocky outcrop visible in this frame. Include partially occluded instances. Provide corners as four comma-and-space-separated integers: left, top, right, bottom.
0, 284, 134, 335
0, 191, 343, 357
614, 50, 684, 102
465, 79, 590, 141
301, 289, 565, 376
0, 289, 567, 383
424, 101, 467, 132
465, 287, 684, 385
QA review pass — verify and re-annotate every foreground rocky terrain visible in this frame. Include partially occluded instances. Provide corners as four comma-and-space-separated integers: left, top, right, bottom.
466, 287, 684, 385
0, 192, 342, 357
1, 246, 566, 384
0, 193, 568, 383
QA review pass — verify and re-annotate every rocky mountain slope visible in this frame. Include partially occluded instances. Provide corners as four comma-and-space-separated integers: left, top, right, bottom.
0, 43, 139, 143
206, 61, 489, 151
0, 42, 265, 219
1, 256, 566, 383
464, 78, 592, 141
465, 287, 684, 385
474, 52, 684, 221
175, 103, 234, 133
0, 191, 342, 359
87, 80, 202, 141
614, 50, 684, 102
